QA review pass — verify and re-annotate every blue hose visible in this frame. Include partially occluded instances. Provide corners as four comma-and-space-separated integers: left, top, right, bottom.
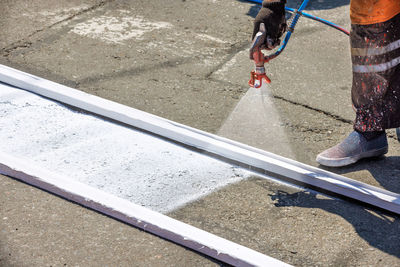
285, 6, 350, 36
247, 0, 349, 36
264, 0, 310, 60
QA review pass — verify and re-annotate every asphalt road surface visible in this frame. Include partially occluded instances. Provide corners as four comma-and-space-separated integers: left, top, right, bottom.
1, 0, 399, 266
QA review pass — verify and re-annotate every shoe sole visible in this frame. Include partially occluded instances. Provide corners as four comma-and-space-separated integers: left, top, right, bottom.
316, 146, 388, 167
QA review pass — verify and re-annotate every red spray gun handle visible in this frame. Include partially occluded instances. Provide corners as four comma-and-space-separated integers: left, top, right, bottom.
248, 48, 271, 88
248, 23, 272, 88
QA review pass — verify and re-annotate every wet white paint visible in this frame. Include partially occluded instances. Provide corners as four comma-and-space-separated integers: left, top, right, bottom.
71, 10, 172, 44
0, 83, 248, 213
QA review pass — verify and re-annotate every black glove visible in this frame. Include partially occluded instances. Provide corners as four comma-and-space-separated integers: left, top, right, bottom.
252, 0, 287, 50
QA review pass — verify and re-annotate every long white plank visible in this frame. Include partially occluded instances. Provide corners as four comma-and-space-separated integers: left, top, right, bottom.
0, 152, 289, 267
0, 63, 399, 216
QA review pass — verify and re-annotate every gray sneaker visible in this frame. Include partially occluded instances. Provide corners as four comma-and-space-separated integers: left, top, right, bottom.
316, 131, 388, 167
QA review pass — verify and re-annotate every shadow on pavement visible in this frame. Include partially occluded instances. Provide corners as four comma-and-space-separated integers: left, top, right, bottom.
269, 190, 400, 258
325, 156, 400, 194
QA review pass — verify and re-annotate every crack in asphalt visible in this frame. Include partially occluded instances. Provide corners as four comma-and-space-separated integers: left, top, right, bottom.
273, 95, 400, 141
272, 95, 353, 125
1, 0, 115, 58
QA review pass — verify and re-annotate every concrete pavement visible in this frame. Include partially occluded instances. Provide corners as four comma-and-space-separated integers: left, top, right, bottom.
1, 0, 399, 266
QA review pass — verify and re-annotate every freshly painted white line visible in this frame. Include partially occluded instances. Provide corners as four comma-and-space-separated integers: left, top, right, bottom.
0, 83, 248, 213
0, 152, 290, 267
0, 63, 399, 216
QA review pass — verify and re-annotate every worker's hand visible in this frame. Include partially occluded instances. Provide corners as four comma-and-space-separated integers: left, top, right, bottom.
252, 0, 287, 51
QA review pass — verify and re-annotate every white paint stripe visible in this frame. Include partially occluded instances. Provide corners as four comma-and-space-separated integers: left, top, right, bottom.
0, 64, 399, 216
0, 83, 251, 213
353, 55, 400, 73
351, 39, 400, 57
0, 153, 289, 267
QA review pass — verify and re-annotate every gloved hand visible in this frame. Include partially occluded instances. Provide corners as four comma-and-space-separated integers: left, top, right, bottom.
252, 0, 287, 51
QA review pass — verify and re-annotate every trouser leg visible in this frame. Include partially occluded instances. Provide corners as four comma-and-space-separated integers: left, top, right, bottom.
351, 13, 400, 132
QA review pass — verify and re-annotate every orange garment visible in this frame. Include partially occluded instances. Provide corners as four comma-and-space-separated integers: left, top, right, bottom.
350, 0, 400, 25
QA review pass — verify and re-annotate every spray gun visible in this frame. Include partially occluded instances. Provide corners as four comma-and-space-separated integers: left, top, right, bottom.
248, 23, 271, 88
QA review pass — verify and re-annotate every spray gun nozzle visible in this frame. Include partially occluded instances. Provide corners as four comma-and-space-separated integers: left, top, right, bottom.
249, 48, 271, 88
249, 70, 271, 88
